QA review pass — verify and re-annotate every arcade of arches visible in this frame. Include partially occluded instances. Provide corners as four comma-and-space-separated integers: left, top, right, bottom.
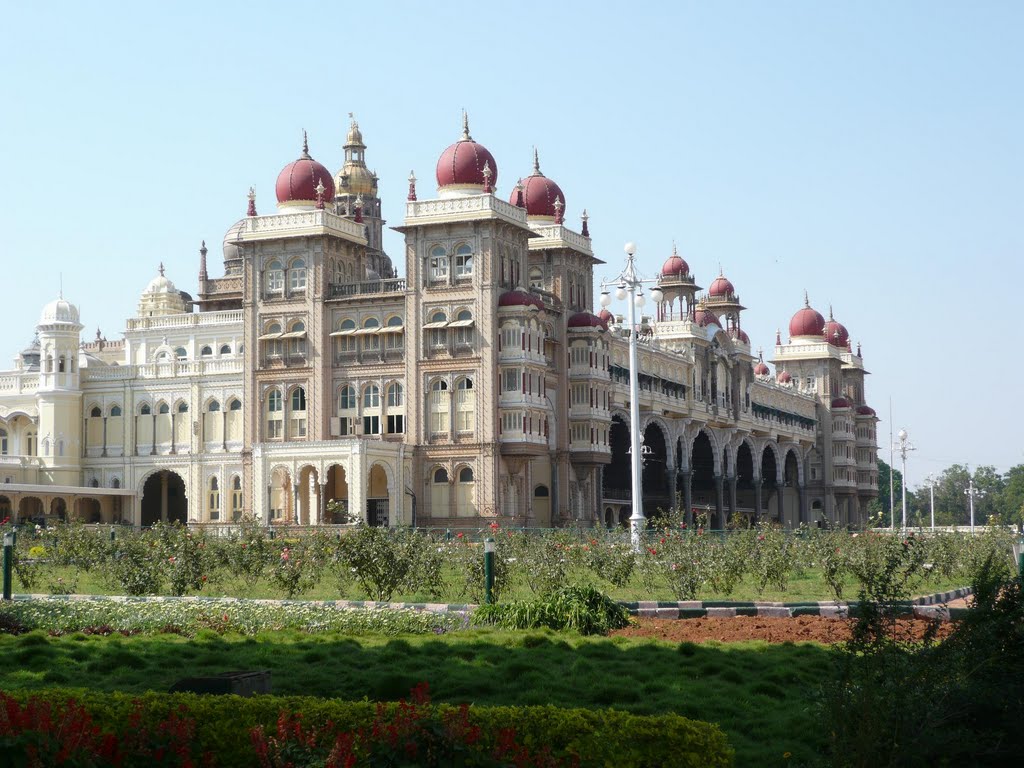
602, 416, 808, 528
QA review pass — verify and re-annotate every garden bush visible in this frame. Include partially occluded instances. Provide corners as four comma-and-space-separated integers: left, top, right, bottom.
0, 688, 734, 768
474, 584, 630, 635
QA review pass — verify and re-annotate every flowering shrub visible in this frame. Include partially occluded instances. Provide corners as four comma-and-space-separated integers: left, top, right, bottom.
251, 683, 575, 768
0, 692, 213, 767
336, 526, 439, 602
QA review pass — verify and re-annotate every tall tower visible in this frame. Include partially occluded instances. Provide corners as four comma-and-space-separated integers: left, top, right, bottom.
36, 295, 84, 486
334, 115, 392, 278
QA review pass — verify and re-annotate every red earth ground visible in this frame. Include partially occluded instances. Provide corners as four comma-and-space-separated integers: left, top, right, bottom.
610, 615, 956, 644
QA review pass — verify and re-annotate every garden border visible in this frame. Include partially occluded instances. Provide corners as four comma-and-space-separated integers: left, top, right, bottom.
6, 585, 973, 621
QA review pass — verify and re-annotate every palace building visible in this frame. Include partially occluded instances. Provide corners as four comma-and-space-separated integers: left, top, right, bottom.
0, 115, 878, 529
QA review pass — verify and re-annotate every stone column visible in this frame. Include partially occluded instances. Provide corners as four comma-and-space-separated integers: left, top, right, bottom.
101, 417, 108, 458
292, 483, 301, 525
151, 414, 157, 456
714, 475, 724, 529
318, 482, 327, 525
667, 468, 678, 512
728, 474, 738, 521
753, 477, 762, 525
221, 411, 228, 452
169, 413, 176, 455
681, 470, 692, 524
777, 483, 785, 525
160, 471, 168, 523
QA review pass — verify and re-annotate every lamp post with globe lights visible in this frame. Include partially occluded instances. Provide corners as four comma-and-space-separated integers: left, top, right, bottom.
965, 473, 985, 533
599, 242, 663, 552
895, 429, 915, 531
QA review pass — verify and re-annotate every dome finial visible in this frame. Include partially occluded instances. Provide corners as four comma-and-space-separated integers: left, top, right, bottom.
301, 129, 310, 159
461, 110, 471, 141
828, 304, 834, 320
803, 289, 810, 307
158, 262, 165, 277
407, 171, 417, 201
533, 147, 541, 175
757, 347, 764, 361
247, 187, 257, 216
776, 328, 782, 345
581, 209, 590, 237
672, 241, 678, 256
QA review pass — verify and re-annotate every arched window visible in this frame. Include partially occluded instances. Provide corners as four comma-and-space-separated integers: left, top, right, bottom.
174, 347, 187, 360
453, 309, 474, 347
434, 467, 449, 484
429, 245, 448, 282
431, 467, 450, 517
289, 257, 307, 292
155, 351, 170, 362
158, 402, 170, 415
208, 476, 220, 521
111, 477, 120, 489
427, 311, 448, 349
383, 315, 404, 352
337, 384, 356, 436
262, 322, 283, 358
362, 317, 380, 352
90, 406, 102, 418
266, 389, 283, 439
228, 398, 242, 411
200, 345, 213, 358
290, 387, 307, 437
454, 243, 473, 279
456, 466, 476, 517
0, 428, 7, 455
231, 476, 243, 521
363, 384, 381, 435
208, 400, 220, 412
456, 377, 475, 432
139, 403, 151, 416
334, 318, 357, 355
529, 266, 544, 291
177, 402, 189, 413
266, 259, 284, 293
109, 405, 122, 417
429, 380, 449, 434
220, 344, 231, 356
386, 382, 405, 434
288, 320, 306, 357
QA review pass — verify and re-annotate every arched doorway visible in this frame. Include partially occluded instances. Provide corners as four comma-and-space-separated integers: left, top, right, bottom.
75, 497, 102, 523
641, 423, 669, 520
325, 465, 350, 523
269, 467, 292, 524
297, 465, 319, 525
735, 442, 755, 524
17, 497, 43, 523
533, 484, 551, 527
691, 431, 716, 526
0, 495, 11, 520
50, 498, 68, 522
140, 470, 187, 526
366, 464, 389, 526
783, 449, 800, 526
760, 446, 779, 523
602, 415, 631, 500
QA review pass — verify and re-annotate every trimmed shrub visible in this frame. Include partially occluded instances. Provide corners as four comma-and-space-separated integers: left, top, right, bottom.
1, 688, 733, 768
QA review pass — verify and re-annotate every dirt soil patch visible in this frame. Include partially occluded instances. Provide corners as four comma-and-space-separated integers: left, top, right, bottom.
611, 615, 956, 644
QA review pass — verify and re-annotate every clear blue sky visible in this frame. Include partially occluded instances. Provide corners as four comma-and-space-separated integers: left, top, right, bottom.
2, 1, 1021, 490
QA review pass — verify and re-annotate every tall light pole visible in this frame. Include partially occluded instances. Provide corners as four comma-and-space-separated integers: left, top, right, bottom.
926, 472, 936, 530
600, 242, 663, 552
965, 473, 985, 533
895, 429, 915, 531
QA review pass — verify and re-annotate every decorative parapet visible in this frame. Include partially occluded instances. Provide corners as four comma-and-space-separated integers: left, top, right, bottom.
404, 195, 529, 228
82, 358, 243, 382
126, 310, 243, 333
233, 210, 367, 245
528, 224, 595, 258
0, 373, 39, 395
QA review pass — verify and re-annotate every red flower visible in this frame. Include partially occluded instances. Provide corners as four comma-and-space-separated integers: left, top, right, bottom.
168, 556, 176, 563
660, 537, 666, 544
647, 547, 657, 556
489, 522, 500, 530
201, 575, 207, 582
456, 532, 464, 539
758, 535, 765, 542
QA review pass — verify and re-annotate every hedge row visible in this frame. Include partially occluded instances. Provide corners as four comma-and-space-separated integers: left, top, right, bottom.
1, 687, 734, 768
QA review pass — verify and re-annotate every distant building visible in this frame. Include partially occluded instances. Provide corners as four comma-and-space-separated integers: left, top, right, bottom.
0, 116, 878, 529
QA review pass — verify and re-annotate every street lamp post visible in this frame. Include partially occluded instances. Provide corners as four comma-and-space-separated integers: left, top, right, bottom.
965, 474, 985, 533
600, 242, 663, 552
926, 473, 936, 530
895, 429, 915, 531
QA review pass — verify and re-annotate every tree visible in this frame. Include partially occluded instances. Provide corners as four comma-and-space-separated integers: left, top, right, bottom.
876, 459, 904, 527
996, 464, 1024, 529
913, 464, 1006, 527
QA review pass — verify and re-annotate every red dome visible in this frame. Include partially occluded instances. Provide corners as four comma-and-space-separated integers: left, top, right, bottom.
729, 327, 750, 344
823, 312, 850, 347
789, 296, 825, 338
778, 371, 792, 384
660, 244, 690, 278
567, 311, 607, 330
509, 152, 564, 219
709, 274, 735, 298
856, 405, 877, 417
754, 361, 770, 376
498, 290, 544, 311
598, 308, 614, 324
436, 117, 497, 190
831, 397, 851, 409
275, 137, 335, 205
694, 308, 720, 327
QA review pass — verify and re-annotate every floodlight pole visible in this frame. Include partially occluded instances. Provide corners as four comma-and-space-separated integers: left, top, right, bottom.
895, 429, 914, 531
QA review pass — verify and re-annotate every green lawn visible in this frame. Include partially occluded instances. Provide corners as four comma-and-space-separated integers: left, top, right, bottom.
0, 628, 830, 767
18, 562, 966, 604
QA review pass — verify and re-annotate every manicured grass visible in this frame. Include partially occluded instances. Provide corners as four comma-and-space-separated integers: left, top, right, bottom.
0, 628, 830, 766
20, 562, 965, 604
